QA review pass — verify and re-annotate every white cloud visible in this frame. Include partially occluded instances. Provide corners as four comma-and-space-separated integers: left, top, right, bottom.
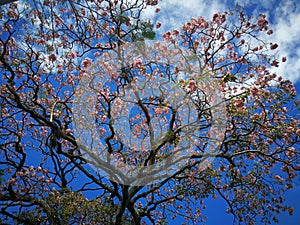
269, 1, 300, 82
143, 0, 225, 31
225, 0, 300, 82
142, 0, 300, 82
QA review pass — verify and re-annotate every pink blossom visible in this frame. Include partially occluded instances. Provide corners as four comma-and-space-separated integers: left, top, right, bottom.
274, 175, 284, 182
172, 29, 180, 36
99, 127, 106, 135
227, 44, 234, 50
233, 99, 244, 108
187, 80, 197, 93
94, 51, 100, 57
30, 173, 36, 178
162, 31, 172, 43
146, 0, 158, 6
270, 60, 279, 67
154, 108, 162, 115
212, 195, 218, 199
257, 14, 269, 30
270, 43, 278, 50
38, 176, 45, 181
132, 59, 143, 68
281, 107, 287, 114
156, 22, 161, 29
36, 38, 45, 45
48, 54, 57, 62
222, 184, 229, 190
66, 51, 77, 59
212, 13, 220, 23
239, 39, 245, 45
82, 57, 92, 68
46, 178, 53, 185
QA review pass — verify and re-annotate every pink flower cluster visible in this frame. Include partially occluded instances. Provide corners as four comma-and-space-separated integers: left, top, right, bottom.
186, 80, 197, 93
82, 57, 92, 68
212, 13, 226, 25
257, 14, 269, 31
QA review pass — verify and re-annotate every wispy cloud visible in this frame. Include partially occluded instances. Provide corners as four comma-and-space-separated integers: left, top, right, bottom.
143, 0, 300, 82
270, 0, 300, 82
143, 0, 225, 31
238, 0, 300, 82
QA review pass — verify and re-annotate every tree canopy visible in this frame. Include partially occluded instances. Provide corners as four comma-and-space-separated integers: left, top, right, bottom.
0, 0, 299, 224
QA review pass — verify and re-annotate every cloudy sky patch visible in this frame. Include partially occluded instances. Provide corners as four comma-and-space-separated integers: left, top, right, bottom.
144, 0, 300, 82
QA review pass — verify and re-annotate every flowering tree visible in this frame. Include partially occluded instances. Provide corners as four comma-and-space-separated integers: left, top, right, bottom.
0, 0, 299, 224
0, 0, 17, 6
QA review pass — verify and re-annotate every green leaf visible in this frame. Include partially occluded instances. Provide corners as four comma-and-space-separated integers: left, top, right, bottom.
142, 30, 156, 40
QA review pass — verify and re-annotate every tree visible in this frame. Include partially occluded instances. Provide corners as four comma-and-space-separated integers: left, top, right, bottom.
0, 0, 18, 6
0, 1, 299, 224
